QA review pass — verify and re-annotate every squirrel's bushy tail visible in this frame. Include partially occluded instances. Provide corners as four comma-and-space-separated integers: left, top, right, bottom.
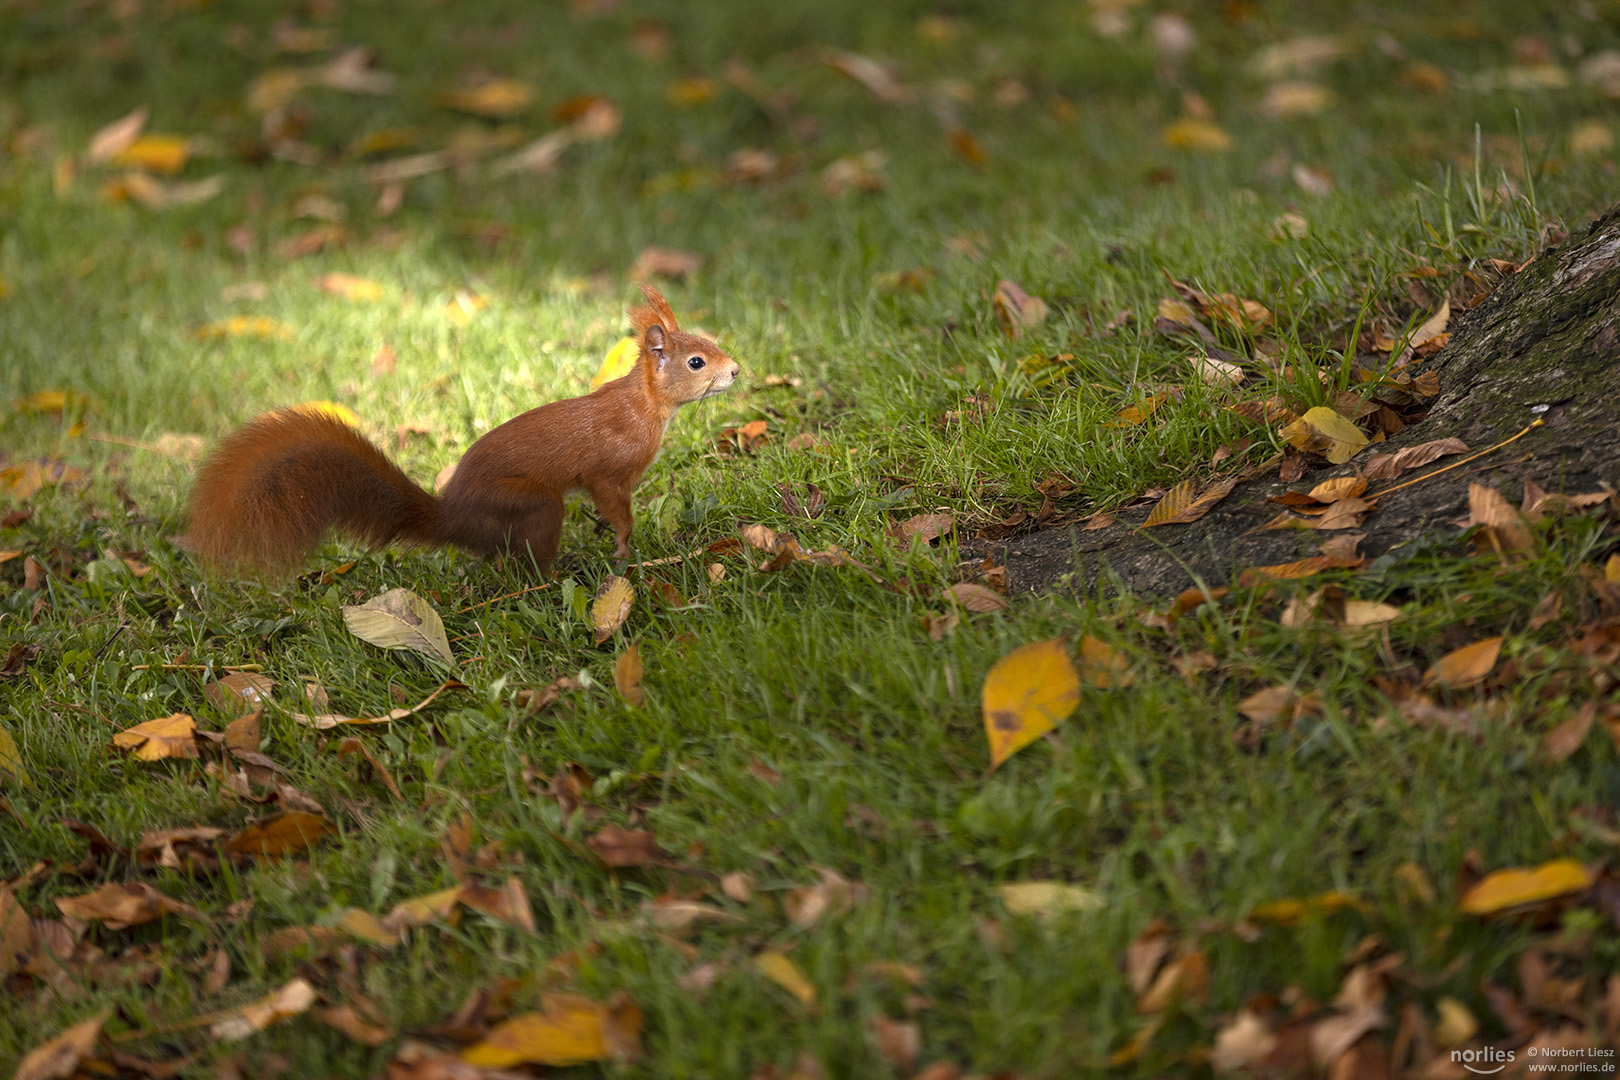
187, 407, 442, 576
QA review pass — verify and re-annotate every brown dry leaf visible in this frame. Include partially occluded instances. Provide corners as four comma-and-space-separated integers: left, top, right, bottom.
942, 582, 1009, 613
1314, 497, 1373, 531
1210, 1010, 1277, 1072
588, 825, 671, 868
1407, 297, 1450, 351
755, 951, 818, 1009
1192, 354, 1245, 387
982, 639, 1080, 771
1422, 636, 1504, 690
1361, 436, 1468, 480
223, 709, 260, 754
822, 151, 887, 197
1162, 117, 1233, 152
740, 523, 780, 552
1459, 858, 1594, 915
515, 676, 581, 716
318, 1004, 391, 1047
1308, 476, 1368, 503
824, 50, 909, 103
225, 810, 336, 859
1142, 478, 1237, 527
922, 611, 959, 641
783, 868, 866, 929
87, 107, 149, 163
1238, 685, 1303, 724
1248, 890, 1362, 925
136, 827, 227, 873
1110, 392, 1167, 427
292, 678, 464, 729
56, 881, 202, 930
615, 645, 644, 707
898, 513, 954, 544
1539, 703, 1597, 763
872, 1015, 920, 1074
14, 1011, 109, 1080
1467, 483, 1535, 553
1077, 635, 1133, 689
629, 246, 701, 281
993, 279, 1048, 338
210, 977, 317, 1041
1, 884, 33, 977
203, 672, 275, 716
948, 126, 987, 165
1236, 554, 1363, 586
383, 886, 462, 932
591, 576, 634, 645
112, 713, 198, 761
1137, 949, 1209, 1014
459, 877, 537, 935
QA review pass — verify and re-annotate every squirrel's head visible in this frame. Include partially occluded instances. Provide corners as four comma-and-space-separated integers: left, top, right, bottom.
630, 283, 741, 408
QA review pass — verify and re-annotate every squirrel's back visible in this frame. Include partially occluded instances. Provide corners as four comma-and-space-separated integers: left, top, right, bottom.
187, 407, 440, 576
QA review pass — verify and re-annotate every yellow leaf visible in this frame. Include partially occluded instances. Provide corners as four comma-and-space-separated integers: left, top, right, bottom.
1605, 554, 1620, 584
342, 587, 454, 668
1342, 600, 1401, 628
615, 644, 644, 707
1434, 998, 1478, 1047
1422, 636, 1503, 690
981, 638, 1080, 770
0, 726, 31, 788
1307, 476, 1368, 503
754, 951, 817, 1007
1142, 478, 1237, 527
1162, 118, 1234, 152
384, 886, 463, 929
112, 713, 198, 761
195, 315, 295, 341
1077, 635, 1134, 689
1408, 297, 1450, 349
463, 997, 611, 1066
997, 881, 1103, 917
1248, 890, 1362, 925
316, 273, 383, 302
668, 77, 719, 106
1279, 406, 1369, 465
1459, 858, 1594, 915
1110, 392, 1166, 427
591, 337, 640, 391
439, 79, 534, 118
13, 390, 90, 415
13, 1012, 110, 1080
335, 908, 402, 947
109, 134, 190, 174
592, 576, 635, 645
445, 289, 486, 325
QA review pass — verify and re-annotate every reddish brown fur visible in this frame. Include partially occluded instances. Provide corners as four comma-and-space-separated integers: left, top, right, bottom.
187, 284, 739, 577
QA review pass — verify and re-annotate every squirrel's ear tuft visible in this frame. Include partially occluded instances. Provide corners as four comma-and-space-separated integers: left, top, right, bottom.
636, 282, 680, 332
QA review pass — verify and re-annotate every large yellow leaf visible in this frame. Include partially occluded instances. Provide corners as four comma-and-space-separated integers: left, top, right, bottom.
0, 726, 31, 788
439, 79, 534, 118
461, 992, 641, 1067
997, 881, 1102, 917
1279, 406, 1369, 465
1142, 478, 1237, 527
1163, 118, 1233, 152
981, 638, 1081, 770
590, 336, 640, 391
592, 576, 635, 644
210, 978, 317, 1041
341, 587, 454, 667
109, 134, 190, 174
1459, 858, 1594, 915
112, 713, 198, 761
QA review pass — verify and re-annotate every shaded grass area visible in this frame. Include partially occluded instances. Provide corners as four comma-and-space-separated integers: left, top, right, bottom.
3, 0, 1620, 1075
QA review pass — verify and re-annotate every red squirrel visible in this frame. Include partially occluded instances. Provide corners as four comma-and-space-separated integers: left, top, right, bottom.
186, 283, 739, 576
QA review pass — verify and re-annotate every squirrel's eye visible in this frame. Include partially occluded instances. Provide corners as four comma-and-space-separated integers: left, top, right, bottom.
686, 355, 705, 370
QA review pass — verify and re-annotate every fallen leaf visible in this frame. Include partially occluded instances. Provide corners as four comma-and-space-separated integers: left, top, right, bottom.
110, 134, 189, 174
1459, 858, 1594, 915
1142, 478, 1237, 527
1422, 636, 1504, 690
1248, 891, 1362, 924
1408, 297, 1450, 351
1467, 483, 1535, 553
1280, 406, 1369, 464
0, 726, 33, 788
783, 867, 866, 929
824, 50, 909, 103
1260, 80, 1332, 118
56, 881, 202, 930
981, 638, 1080, 770
943, 582, 1009, 613
292, 679, 463, 729
112, 713, 198, 761
211, 977, 317, 1041
1434, 997, 1478, 1047
993, 279, 1048, 338
872, 1015, 920, 1074
87, 107, 149, 163
203, 672, 275, 716
438, 79, 534, 118
195, 315, 295, 341
445, 289, 486, 324
13, 1011, 109, 1080
755, 951, 817, 1008
588, 825, 670, 868
342, 588, 454, 667
997, 881, 1103, 917
898, 513, 953, 543
615, 645, 644, 707
591, 576, 635, 644
225, 810, 336, 858
316, 273, 383, 302
590, 337, 640, 391
1077, 635, 1133, 689
1210, 1010, 1277, 1072
1308, 476, 1368, 503
1540, 703, 1597, 763
317, 1004, 391, 1047
1163, 117, 1234, 151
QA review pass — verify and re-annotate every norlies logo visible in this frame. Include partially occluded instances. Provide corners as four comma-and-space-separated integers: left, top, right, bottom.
1453, 1047, 1516, 1074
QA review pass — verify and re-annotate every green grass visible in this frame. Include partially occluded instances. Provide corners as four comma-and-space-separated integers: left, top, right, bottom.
3, 1, 1620, 1075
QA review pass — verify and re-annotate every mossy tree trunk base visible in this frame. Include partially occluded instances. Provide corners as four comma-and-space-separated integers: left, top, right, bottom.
1005, 204, 1620, 597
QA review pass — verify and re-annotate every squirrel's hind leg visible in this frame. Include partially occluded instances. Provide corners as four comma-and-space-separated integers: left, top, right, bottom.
583, 480, 635, 560
503, 493, 564, 574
